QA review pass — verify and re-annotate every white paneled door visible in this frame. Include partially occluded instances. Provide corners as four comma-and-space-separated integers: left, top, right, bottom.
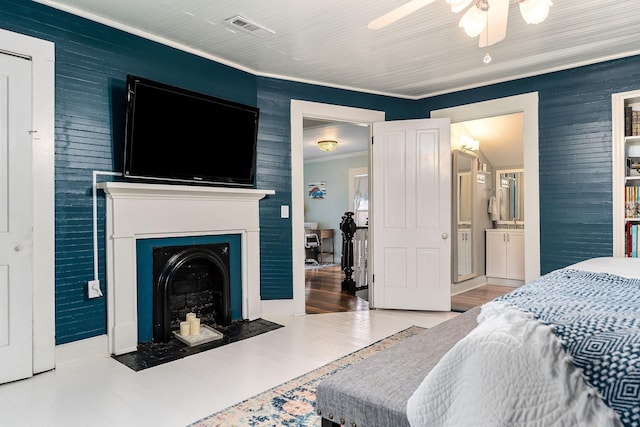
372, 118, 451, 311
0, 52, 33, 384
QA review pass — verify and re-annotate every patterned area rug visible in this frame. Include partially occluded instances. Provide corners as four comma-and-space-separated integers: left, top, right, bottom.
188, 325, 425, 427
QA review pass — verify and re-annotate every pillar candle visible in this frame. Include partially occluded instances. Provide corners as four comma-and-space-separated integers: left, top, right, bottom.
189, 317, 201, 336
179, 321, 190, 336
186, 312, 196, 322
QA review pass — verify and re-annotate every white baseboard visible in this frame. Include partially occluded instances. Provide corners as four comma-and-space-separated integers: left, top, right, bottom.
260, 299, 304, 318
55, 334, 109, 366
487, 277, 525, 287
451, 275, 488, 295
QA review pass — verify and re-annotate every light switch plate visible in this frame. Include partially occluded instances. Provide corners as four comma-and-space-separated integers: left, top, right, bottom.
280, 205, 289, 218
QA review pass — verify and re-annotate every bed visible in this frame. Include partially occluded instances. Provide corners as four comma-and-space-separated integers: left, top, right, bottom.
317, 257, 640, 427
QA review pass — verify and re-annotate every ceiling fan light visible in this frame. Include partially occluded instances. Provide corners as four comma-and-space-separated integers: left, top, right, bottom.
446, 0, 474, 13
459, 4, 487, 38
519, 0, 552, 24
317, 140, 338, 152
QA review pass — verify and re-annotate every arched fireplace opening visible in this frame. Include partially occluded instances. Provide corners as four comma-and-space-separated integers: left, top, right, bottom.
152, 243, 231, 343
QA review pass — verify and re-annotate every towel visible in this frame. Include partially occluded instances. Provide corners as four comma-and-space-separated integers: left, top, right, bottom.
488, 196, 499, 221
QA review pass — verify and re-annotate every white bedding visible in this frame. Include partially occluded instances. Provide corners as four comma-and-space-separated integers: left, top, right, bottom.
407, 257, 640, 427
570, 256, 640, 279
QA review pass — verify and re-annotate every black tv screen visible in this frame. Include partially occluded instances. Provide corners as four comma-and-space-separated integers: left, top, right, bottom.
123, 75, 258, 187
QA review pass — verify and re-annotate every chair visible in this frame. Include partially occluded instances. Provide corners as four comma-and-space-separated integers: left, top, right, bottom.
305, 233, 320, 265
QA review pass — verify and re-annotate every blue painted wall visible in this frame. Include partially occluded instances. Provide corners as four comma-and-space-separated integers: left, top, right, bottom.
3, 0, 640, 345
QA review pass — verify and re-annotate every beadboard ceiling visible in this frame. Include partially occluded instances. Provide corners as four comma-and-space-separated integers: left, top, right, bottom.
35, 0, 640, 99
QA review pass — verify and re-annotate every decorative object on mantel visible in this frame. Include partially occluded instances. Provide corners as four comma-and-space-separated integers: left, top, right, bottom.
308, 182, 327, 199
317, 139, 338, 152
187, 326, 425, 427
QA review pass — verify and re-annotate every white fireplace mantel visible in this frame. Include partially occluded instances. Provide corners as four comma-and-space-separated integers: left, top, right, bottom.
98, 182, 275, 355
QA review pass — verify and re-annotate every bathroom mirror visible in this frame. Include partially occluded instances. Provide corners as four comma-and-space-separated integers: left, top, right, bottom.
496, 169, 524, 223
453, 150, 476, 282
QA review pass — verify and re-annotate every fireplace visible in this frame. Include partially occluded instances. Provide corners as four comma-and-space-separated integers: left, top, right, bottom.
153, 243, 231, 342
99, 182, 274, 355
136, 234, 242, 343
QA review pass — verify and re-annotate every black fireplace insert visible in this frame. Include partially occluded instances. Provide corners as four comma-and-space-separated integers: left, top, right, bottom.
152, 243, 231, 342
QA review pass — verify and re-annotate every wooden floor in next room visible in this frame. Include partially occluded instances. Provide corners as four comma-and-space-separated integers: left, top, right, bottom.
305, 264, 515, 314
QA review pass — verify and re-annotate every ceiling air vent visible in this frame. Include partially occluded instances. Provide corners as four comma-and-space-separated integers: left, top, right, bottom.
224, 15, 275, 38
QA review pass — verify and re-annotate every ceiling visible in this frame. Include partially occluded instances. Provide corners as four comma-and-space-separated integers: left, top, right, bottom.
36, 0, 640, 99
303, 119, 370, 161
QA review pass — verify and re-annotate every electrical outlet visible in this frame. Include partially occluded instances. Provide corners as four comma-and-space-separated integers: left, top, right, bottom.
88, 280, 103, 299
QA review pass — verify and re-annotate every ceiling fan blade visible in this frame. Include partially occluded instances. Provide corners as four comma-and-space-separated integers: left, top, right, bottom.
367, 0, 437, 30
479, 0, 509, 47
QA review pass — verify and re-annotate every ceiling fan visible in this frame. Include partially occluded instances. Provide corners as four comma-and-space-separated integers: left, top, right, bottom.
367, 0, 552, 48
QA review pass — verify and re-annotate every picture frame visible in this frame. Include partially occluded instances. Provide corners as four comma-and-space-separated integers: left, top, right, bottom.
308, 182, 327, 199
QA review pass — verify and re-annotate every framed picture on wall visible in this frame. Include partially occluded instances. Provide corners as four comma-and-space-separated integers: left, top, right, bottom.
308, 182, 327, 199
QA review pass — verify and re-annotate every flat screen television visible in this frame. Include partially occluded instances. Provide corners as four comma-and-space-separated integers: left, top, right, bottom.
123, 75, 259, 187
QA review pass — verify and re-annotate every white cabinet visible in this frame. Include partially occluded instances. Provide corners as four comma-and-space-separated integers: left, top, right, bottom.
486, 229, 524, 281
457, 229, 472, 277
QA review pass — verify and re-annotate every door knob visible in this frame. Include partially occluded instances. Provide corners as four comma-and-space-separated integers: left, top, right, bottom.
13, 240, 31, 252
442, 233, 449, 240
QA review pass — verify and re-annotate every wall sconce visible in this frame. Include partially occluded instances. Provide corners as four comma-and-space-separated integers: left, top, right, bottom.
460, 135, 479, 151
318, 140, 338, 152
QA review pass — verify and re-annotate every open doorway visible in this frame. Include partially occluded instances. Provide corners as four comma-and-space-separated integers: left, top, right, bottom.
290, 101, 385, 316
291, 93, 539, 316
432, 92, 540, 285
451, 113, 524, 283
449, 113, 525, 311
302, 119, 370, 314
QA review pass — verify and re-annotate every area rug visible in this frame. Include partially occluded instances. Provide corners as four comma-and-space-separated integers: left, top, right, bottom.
188, 325, 425, 427
304, 262, 340, 270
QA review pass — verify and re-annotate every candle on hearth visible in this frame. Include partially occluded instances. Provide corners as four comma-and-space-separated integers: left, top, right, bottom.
190, 317, 201, 336
186, 312, 196, 322
179, 321, 190, 336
